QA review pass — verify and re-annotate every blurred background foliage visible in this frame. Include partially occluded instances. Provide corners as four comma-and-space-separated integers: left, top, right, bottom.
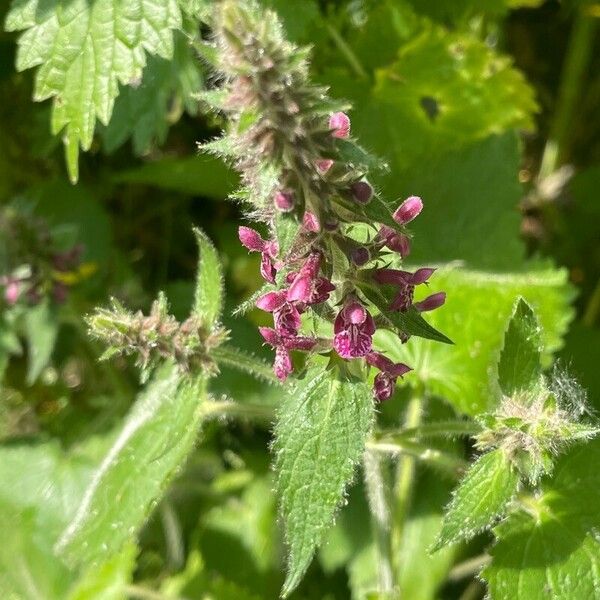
0, 0, 598, 598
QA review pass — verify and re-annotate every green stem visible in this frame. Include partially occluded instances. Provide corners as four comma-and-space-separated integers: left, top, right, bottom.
539, 7, 597, 178
324, 22, 369, 81
363, 449, 395, 596
448, 554, 491, 581
201, 399, 275, 421
583, 277, 600, 327
378, 420, 481, 440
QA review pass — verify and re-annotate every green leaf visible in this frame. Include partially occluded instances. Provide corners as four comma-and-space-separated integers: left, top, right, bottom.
434, 449, 519, 550
376, 265, 575, 415
193, 228, 223, 328
483, 439, 600, 599
212, 344, 278, 384
5, 0, 183, 181
273, 211, 301, 261
112, 155, 238, 197
57, 364, 207, 566
101, 32, 202, 155
274, 366, 374, 597
498, 298, 543, 398
24, 299, 59, 384
358, 281, 452, 344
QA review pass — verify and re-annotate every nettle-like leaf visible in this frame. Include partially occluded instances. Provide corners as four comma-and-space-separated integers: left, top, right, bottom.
57, 365, 206, 566
483, 439, 600, 599
274, 366, 374, 597
433, 449, 519, 550
376, 265, 575, 415
5, 0, 183, 181
498, 298, 543, 397
193, 227, 224, 328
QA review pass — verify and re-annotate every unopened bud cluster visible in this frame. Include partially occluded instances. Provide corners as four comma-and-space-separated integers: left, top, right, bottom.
207, 2, 446, 400
0, 206, 83, 306
87, 295, 227, 377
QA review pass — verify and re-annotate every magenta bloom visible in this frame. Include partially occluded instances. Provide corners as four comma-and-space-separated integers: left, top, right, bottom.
274, 190, 295, 212
393, 196, 423, 225
378, 226, 411, 258
287, 252, 335, 306
333, 300, 376, 359
316, 159, 334, 173
239, 226, 279, 283
366, 352, 412, 401
302, 211, 320, 233
274, 302, 302, 336
373, 268, 437, 312
329, 112, 350, 138
259, 327, 317, 381
414, 292, 446, 312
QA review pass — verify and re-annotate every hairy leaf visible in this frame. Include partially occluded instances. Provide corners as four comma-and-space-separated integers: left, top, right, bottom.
24, 299, 58, 384
5, 0, 183, 181
434, 449, 519, 550
498, 298, 543, 397
483, 439, 600, 599
212, 344, 278, 384
274, 366, 374, 597
193, 228, 223, 328
376, 265, 575, 415
57, 365, 206, 566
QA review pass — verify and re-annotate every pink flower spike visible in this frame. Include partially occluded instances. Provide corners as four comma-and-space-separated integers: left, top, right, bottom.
329, 112, 350, 138
414, 292, 446, 312
302, 211, 320, 233
393, 196, 423, 225
256, 291, 287, 312
316, 159, 334, 173
409, 268, 436, 285
238, 226, 266, 252
350, 181, 373, 204
274, 191, 294, 212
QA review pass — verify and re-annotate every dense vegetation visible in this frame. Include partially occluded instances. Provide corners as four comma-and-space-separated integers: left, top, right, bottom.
1, 1, 599, 599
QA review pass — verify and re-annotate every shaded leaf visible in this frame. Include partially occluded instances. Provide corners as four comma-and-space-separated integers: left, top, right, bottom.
24, 299, 59, 384
193, 228, 223, 328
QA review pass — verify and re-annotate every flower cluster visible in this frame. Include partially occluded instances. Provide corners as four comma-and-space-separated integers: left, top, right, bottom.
0, 206, 84, 306
207, 2, 447, 400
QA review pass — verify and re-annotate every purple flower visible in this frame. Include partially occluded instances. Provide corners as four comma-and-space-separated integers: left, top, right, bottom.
334, 300, 376, 359
378, 226, 411, 258
393, 196, 423, 225
256, 291, 287, 312
238, 226, 267, 252
350, 247, 370, 266
287, 252, 335, 306
414, 292, 446, 312
3, 278, 20, 305
302, 211, 320, 233
366, 352, 412, 401
239, 226, 279, 283
259, 327, 317, 381
316, 159, 334, 173
373, 268, 436, 312
274, 302, 302, 336
329, 112, 350, 138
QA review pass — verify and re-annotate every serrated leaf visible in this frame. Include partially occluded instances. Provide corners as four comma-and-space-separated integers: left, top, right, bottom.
274, 366, 374, 597
5, 0, 183, 181
212, 344, 278, 384
434, 449, 519, 550
56, 364, 206, 566
376, 265, 575, 415
24, 299, 59, 384
358, 282, 452, 344
193, 228, 223, 328
483, 439, 600, 599
498, 298, 543, 398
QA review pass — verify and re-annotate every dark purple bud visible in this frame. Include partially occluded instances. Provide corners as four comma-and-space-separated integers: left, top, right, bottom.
256, 291, 287, 312
302, 211, 320, 233
239, 226, 266, 252
379, 226, 411, 257
274, 190, 295, 212
366, 352, 396, 372
350, 247, 370, 266
414, 292, 446, 312
373, 268, 411, 285
350, 181, 373, 205
329, 112, 350, 138
393, 196, 423, 225
323, 215, 339, 232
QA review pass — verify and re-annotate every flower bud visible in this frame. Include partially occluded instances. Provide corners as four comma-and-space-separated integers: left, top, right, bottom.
256, 291, 287, 312
4, 279, 20, 305
329, 112, 350, 138
409, 268, 436, 285
350, 246, 370, 266
414, 292, 446, 312
393, 196, 423, 225
274, 190, 294, 212
238, 226, 266, 252
316, 159, 334, 173
350, 181, 373, 205
302, 211, 320, 233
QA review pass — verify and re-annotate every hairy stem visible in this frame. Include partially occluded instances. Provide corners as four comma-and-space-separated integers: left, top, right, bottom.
363, 448, 395, 596
201, 399, 275, 421
378, 419, 480, 440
